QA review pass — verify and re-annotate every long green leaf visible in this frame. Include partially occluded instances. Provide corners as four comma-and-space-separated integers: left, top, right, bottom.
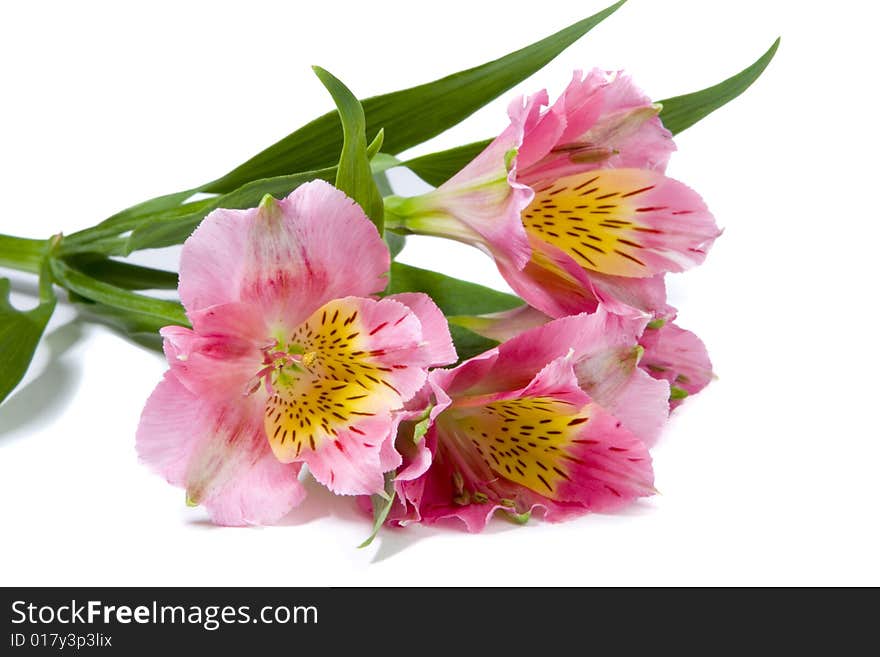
314, 67, 385, 231
85, 188, 200, 235
63, 197, 219, 253
385, 262, 521, 315
402, 139, 492, 187
200, 1, 626, 194
0, 266, 56, 406
50, 258, 189, 327
66, 255, 178, 290
658, 38, 780, 135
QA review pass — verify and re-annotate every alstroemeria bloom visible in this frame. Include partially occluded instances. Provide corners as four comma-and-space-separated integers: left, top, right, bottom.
381, 309, 668, 531
136, 181, 456, 525
385, 69, 720, 318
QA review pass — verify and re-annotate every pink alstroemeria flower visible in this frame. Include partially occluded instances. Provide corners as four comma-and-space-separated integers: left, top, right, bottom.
379, 309, 668, 532
385, 69, 720, 318
137, 181, 455, 525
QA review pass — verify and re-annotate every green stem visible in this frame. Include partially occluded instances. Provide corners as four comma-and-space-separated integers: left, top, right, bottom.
0, 234, 48, 274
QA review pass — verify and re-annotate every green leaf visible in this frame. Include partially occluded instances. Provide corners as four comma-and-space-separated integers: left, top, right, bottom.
313, 67, 385, 231
385, 262, 522, 316
359, 472, 397, 549
0, 267, 56, 405
86, 188, 200, 234
200, 1, 627, 194
401, 139, 492, 187
62, 197, 219, 254
50, 258, 189, 328
65, 254, 178, 290
658, 38, 780, 135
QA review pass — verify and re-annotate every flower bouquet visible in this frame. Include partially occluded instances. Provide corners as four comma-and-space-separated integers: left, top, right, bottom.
0, 1, 777, 543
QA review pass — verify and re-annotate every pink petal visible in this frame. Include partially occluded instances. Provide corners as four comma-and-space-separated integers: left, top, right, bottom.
179, 180, 390, 326
585, 271, 672, 319
598, 71, 674, 171
385, 292, 457, 367
598, 369, 670, 447
136, 373, 305, 526
639, 320, 714, 409
497, 238, 603, 318
518, 69, 674, 185
303, 413, 397, 495
521, 169, 720, 279
549, 403, 655, 512
159, 322, 263, 404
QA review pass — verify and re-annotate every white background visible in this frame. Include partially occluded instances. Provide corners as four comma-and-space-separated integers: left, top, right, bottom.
1, 0, 877, 586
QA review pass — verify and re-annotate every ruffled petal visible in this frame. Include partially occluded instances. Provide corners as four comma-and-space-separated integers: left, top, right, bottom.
136, 373, 305, 526
385, 292, 457, 367
179, 180, 390, 325
498, 239, 603, 318
584, 270, 672, 318
518, 69, 674, 185
522, 169, 719, 277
